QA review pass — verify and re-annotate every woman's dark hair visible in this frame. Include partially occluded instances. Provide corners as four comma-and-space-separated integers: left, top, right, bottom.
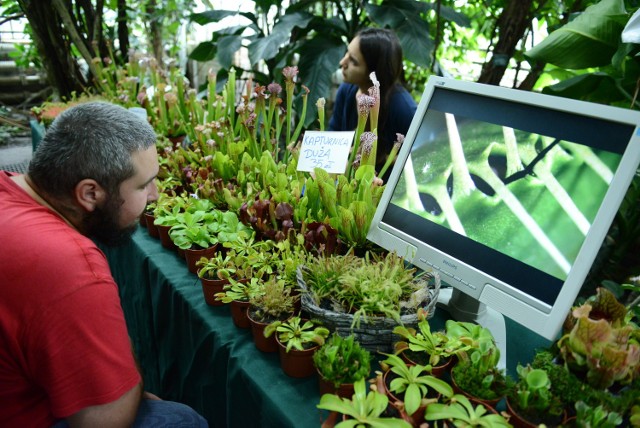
356, 28, 406, 162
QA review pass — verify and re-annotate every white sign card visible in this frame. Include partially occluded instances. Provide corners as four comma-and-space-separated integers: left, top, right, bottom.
296, 131, 355, 174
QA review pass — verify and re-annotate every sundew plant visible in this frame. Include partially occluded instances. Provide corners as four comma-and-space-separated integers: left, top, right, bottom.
390, 111, 622, 281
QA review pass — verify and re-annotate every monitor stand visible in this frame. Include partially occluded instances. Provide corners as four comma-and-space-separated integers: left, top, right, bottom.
436, 287, 507, 370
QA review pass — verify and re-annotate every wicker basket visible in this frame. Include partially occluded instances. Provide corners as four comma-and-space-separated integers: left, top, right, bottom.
296, 265, 441, 353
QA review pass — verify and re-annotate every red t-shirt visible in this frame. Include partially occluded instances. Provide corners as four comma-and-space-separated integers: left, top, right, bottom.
0, 171, 142, 426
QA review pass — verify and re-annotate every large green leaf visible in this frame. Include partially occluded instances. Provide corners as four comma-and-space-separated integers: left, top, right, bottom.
217, 35, 244, 69
366, 1, 433, 68
541, 72, 620, 103
247, 12, 314, 66
249, 32, 290, 66
298, 34, 346, 126
525, 0, 629, 69
189, 41, 216, 61
190, 10, 242, 25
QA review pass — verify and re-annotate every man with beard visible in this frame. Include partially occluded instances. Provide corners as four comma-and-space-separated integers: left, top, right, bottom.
0, 102, 207, 427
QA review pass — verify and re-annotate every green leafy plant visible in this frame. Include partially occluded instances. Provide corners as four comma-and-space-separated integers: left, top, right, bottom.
265, 316, 329, 353
313, 333, 372, 389
380, 352, 453, 417
393, 310, 469, 367
424, 393, 512, 427
301, 251, 434, 329
316, 377, 412, 428
556, 287, 640, 389
248, 277, 296, 323
214, 277, 261, 304
507, 364, 564, 424
446, 320, 508, 402
574, 401, 623, 428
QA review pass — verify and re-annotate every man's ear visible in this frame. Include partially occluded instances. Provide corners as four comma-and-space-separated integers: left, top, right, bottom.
75, 179, 107, 212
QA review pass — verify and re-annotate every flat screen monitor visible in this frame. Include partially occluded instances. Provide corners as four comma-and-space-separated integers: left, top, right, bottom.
367, 76, 640, 363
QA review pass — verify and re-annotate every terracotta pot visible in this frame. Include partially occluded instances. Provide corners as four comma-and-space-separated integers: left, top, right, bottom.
247, 310, 279, 353
177, 247, 186, 259
276, 336, 318, 378
139, 212, 148, 228
184, 244, 218, 274
230, 299, 251, 329
401, 350, 454, 378
317, 371, 355, 399
505, 398, 566, 428
144, 212, 159, 238
156, 224, 177, 251
200, 276, 228, 306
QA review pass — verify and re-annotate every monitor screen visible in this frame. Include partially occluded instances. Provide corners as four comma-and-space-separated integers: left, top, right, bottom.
367, 77, 640, 341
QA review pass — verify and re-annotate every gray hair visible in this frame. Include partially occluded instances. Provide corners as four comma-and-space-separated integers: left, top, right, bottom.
29, 102, 157, 198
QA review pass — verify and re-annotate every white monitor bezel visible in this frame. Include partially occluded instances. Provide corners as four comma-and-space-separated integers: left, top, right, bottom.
367, 76, 640, 340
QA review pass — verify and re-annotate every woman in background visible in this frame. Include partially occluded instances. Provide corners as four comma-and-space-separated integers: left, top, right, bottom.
329, 27, 417, 174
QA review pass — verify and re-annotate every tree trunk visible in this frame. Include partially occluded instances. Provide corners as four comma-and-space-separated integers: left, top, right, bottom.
117, 0, 130, 61
17, 0, 87, 99
146, 0, 163, 64
477, 0, 538, 86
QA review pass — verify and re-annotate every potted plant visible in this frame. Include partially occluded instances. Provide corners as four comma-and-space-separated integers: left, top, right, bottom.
424, 393, 513, 427
313, 333, 372, 398
556, 287, 640, 390
215, 277, 262, 329
392, 309, 469, 376
196, 251, 251, 307
569, 401, 624, 428
504, 364, 565, 427
168, 210, 219, 273
316, 377, 412, 428
265, 315, 329, 378
152, 193, 187, 250
380, 352, 453, 425
247, 277, 296, 353
446, 320, 508, 406
298, 251, 440, 353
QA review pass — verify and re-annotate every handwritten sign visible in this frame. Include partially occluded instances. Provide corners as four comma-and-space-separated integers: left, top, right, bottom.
297, 131, 355, 174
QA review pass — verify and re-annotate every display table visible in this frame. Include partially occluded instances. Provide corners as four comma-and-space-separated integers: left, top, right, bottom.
102, 226, 552, 427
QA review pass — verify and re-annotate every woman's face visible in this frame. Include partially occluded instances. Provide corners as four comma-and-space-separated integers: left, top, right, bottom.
339, 36, 370, 90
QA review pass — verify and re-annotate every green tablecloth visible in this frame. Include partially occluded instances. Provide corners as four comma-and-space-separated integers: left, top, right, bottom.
102, 227, 323, 428
102, 226, 552, 427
